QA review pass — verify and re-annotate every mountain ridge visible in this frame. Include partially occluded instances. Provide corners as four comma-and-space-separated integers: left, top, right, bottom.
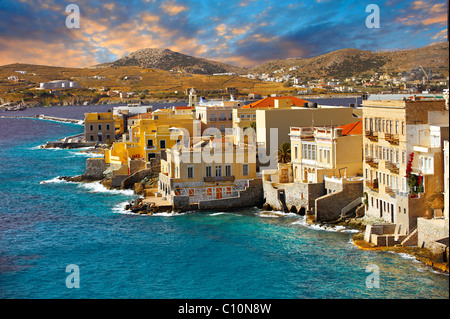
91, 42, 449, 78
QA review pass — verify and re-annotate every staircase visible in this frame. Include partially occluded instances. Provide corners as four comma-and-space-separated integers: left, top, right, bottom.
401, 227, 418, 247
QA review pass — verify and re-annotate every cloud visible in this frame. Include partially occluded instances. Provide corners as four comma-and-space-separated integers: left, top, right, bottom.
160, 1, 188, 16
0, 0, 447, 69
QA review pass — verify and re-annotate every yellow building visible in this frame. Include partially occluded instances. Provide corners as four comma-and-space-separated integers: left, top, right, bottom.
159, 138, 258, 207
255, 106, 358, 169
105, 108, 198, 170
362, 98, 448, 236
290, 121, 363, 184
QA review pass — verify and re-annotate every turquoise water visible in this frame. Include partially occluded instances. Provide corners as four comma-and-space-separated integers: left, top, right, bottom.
0, 118, 448, 299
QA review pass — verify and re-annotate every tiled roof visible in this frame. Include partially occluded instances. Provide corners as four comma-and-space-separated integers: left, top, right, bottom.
128, 112, 153, 120
174, 106, 193, 109
242, 96, 310, 109
338, 120, 362, 136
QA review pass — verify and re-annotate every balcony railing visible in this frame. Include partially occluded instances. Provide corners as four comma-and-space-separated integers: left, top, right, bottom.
365, 179, 379, 192
365, 156, 379, 168
365, 130, 378, 141
385, 185, 397, 197
385, 161, 399, 174
204, 176, 235, 182
384, 133, 399, 145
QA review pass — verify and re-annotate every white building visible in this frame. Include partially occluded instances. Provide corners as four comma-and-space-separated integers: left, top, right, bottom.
39, 80, 79, 90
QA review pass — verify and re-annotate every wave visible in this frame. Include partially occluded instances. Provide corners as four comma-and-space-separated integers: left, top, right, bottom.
257, 210, 299, 219
111, 201, 187, 217
112, 201, 136, 215
69, 151, 103, 158
152, 211, 187, 217
39, 176, 75, 184
291, 217, 360, 233
79, 181, 135, 196
209, 212, 227, 216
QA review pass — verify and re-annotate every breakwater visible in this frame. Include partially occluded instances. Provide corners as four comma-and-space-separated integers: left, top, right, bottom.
0, 114, 83, 125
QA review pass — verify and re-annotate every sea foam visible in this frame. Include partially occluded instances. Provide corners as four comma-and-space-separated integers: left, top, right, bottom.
79, 181, 135, 196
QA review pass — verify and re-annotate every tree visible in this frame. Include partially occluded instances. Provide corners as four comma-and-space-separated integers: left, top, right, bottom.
249, 122, 256, 130
278, 142, 291, 164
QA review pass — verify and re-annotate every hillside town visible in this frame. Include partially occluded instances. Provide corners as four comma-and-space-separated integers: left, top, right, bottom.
56, 88, 450, 272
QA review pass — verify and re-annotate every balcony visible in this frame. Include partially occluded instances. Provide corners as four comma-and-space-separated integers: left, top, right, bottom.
365, 130, 378, 141
385, 185, 397, 197
204, 176, 235, 182
365, 179, 379, 192
365, 156, 379, 168
384, 133, 399, 145
385, 161, 399, 174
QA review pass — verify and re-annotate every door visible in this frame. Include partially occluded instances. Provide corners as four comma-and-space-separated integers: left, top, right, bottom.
216, 187, 222, 199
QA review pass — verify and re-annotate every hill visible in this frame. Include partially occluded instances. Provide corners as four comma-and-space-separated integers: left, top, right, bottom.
249, 42, 449, 78
95, 48, 247, 75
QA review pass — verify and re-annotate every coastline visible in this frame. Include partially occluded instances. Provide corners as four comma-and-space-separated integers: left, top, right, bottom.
327, 216, 450, 274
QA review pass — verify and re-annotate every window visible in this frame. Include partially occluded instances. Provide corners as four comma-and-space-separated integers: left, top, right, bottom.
206, 166, 212, 177
187, 166, 194, 179
89, 124, 93, 131
98, 124, 102, 131
147, 153, 156, 161
154, 115, 158, 120
294, 146, 298, 160
89, 135, 94, 141
147, 139, 154, 148
225, 165, 232, 176
240, 114, 245, 119
106, 124, 110, 131
215, 165, 222, 177
160, 140, 166, 149
243, 164, 249, 176
106, 135, 110, 141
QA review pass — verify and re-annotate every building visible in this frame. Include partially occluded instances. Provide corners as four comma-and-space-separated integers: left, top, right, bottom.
362, 97, 448, 245
262, 121, 364, 221
158, 138, 262, 211
84, 112, 116, 143
255, 106, 358, 169
195, 102, 241, 134
290, 121, 363, 184
39, 80, 79, 90
126, 109, 198, 161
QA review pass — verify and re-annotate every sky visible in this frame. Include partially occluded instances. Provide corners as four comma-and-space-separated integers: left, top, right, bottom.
0, 0, 447, 68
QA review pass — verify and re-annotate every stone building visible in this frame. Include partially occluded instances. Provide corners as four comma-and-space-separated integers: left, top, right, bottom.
362, 97, 449, 248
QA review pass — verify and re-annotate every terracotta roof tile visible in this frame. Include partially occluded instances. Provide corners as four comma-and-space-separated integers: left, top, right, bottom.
242, 96, 310, 109
338, 120, 362, 136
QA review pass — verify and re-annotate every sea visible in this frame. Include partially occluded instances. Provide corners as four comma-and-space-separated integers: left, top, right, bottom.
0, 102, 448, 299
